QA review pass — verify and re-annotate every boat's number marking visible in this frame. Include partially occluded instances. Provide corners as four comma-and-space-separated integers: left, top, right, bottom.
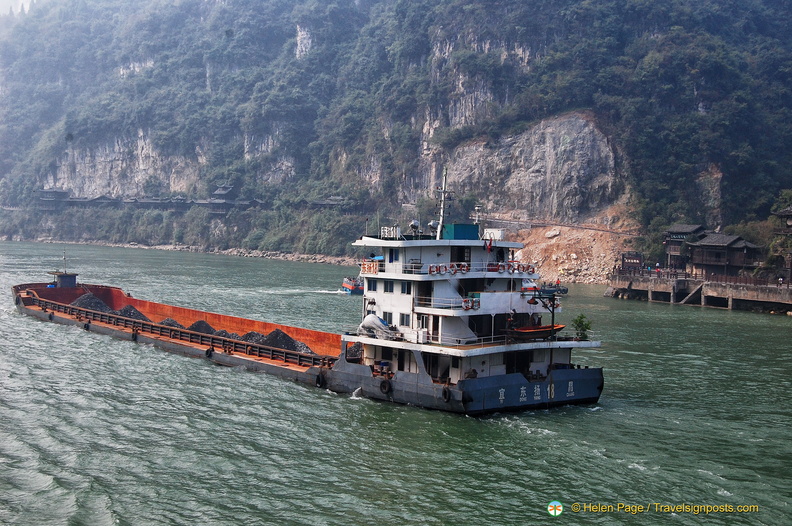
534, 385, 541, 400
498, 388, 506, 404
519, 386, 528, 402
567, 381, 575, 397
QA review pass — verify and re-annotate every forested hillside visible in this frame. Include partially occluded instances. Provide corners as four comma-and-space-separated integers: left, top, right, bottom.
1, 0, 791, 256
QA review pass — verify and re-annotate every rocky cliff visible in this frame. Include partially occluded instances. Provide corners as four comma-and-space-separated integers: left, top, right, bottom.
443, 112, 623, 225
49, 130, 203, 198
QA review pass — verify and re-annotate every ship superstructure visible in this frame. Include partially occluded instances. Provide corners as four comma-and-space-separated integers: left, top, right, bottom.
328, 222, 603, 413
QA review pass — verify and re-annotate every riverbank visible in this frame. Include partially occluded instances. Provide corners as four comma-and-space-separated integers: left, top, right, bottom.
27, 239, 359, 267
15, 234, 621, 282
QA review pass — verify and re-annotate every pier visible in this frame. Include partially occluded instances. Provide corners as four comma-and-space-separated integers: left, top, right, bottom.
607, 270, 792, 313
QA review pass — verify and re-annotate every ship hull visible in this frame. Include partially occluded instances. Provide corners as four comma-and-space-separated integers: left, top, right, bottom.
325, 358, 602, 414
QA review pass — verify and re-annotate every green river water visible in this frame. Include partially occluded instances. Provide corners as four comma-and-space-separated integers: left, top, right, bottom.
0, 242, 789, 525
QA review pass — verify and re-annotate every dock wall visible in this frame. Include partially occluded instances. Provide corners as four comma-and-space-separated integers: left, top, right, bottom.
607, 272, 792, 314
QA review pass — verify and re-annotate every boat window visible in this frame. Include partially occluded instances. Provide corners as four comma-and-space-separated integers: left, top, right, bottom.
367, 280, 377, 292
451, 246, 471, 263
384, 280, 394, 293
400, 281, 412, 294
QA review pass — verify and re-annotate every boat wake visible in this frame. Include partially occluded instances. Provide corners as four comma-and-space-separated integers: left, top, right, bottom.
256, 288, 341, 295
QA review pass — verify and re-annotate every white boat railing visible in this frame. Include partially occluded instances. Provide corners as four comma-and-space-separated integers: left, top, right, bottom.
414, 296, 464, 309
359, 260, 538, 276
430, 334, 508, 347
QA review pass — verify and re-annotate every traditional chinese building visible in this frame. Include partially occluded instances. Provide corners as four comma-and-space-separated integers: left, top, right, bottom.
686, 233, 761, 277
663, 224, 707, 269
36, 188, 70, 211
774, 205, 792, 234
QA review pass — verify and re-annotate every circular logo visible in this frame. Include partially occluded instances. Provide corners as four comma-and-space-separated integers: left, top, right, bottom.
547, 501, 564, 516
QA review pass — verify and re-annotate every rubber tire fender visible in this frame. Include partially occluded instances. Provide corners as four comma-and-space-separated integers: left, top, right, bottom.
205, 347, 214, 359
315, 374, 326, 388
379, 379, 392, 394
442, 386, 451, 403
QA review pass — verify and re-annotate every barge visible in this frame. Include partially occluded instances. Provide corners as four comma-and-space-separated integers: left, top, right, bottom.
12, 183, 603, 415
12, 224, 603, 415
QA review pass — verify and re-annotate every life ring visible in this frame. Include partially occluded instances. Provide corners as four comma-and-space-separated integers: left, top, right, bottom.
439, 265, 448, 275
428, 264, 437, 275
449, 264, 458, 275
473, 299, 481, 310
48, 312, 54, 321
525, 265, 535, 274
508, 263, 516, 274
315, 374, 326, 388
497, 264, 506, 273
379, 379, 392, 394
205, 347, 214, 358
459, 263, 469, 273
442, 386, 451, 403
517, 264, 525, 273
462, 298, 472, 310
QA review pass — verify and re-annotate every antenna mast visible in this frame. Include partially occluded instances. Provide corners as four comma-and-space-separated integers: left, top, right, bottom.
436, 167, 448, 240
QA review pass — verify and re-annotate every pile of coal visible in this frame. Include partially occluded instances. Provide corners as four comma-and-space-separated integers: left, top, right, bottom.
240, 331, 269, 345
114, 305, 151, 322
214, 329, 241, 340
345, 342, 363, 360
159, 318, 185, 328
261, 329, 314, 355
70, 293, 113, 313
187, 320, 216, 334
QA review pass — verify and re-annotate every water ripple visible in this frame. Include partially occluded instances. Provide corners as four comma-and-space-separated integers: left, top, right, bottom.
1, 242, 790, 525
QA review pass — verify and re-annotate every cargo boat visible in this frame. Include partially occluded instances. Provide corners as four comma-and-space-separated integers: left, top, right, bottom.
340, 276, 364, 295
12, 230, 603, 415
12, 180, 603, 415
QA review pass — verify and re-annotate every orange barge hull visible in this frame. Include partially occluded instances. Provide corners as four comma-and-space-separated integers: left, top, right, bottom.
12, 282, 341, 385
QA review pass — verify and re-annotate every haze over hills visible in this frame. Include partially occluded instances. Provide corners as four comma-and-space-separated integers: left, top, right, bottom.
0, 0, 790, 270
0, 1, 28, 15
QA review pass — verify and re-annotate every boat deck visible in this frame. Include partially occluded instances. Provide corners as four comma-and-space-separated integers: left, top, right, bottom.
14, 283, 340, 373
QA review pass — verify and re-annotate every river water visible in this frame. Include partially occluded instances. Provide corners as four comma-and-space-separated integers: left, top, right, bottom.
0, 242, 789, 525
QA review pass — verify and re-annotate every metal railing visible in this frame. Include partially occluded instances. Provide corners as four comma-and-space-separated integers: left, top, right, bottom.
612, 269, 790, 288
414, 295, 464, 309
359, 259, 537, 276
26, 296, 336, 368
